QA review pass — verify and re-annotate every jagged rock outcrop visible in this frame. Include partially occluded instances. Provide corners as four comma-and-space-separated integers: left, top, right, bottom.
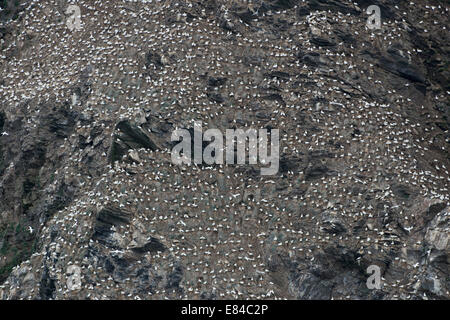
0, 0, 448, 300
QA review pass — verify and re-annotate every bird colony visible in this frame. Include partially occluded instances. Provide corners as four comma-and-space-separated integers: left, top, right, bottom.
0, 0, 448, 300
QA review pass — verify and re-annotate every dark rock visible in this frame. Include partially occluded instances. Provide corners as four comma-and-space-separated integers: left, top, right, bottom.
145, 51, 163, 68
166, 264, 183, 290
39, 266, 56, 300
234, 9, 255, 25
321, 213, 347, 234
307, 0, 360, 16
391, 184, 416, 200
96, 206, 131, 226
334, 29, 355, 45
305, 164, 329, 180
293, 273, 333, 300
92, 206, 131, 247
42, 106, 77, 138
297, 51, 324, 67
264, 71, 290, 80
206, 92, 225, 103
268, 0, 297, 10
427, 202, 446, 219
0, 111, 4, 130
208, 77, 227, 87
378, 55, 426, 84
131, 237, 166, 254
279, 156, 304, 174
109, 120, 158, 163
311, 36, 335, 47
104, 258, 115, 274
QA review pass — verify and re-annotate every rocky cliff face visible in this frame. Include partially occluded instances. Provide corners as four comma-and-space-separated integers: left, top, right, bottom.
0, 0, 448, 299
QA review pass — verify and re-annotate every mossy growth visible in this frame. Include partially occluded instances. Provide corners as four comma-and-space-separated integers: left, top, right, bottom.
0, 222, 36, 282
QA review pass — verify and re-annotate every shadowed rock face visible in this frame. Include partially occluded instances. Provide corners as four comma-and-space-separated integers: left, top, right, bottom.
0, 0, 449, 300
0, 0, 26, 23
92, 206, 132, 247
109, 120, 158, 164
131, 237, 166, 254
39, 266, 56, 300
